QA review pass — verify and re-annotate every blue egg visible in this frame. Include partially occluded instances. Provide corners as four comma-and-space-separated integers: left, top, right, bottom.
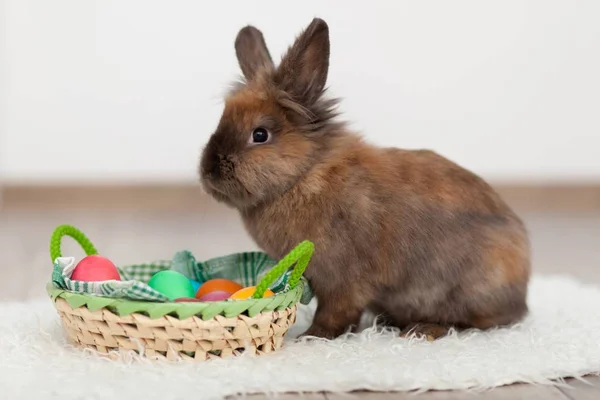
190, 280, 202, 294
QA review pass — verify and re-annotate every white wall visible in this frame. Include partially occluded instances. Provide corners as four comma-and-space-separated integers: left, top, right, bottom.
1, 0, 599, 185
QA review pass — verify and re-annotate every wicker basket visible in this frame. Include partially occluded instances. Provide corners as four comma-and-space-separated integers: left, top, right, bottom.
47, 226, 314, 361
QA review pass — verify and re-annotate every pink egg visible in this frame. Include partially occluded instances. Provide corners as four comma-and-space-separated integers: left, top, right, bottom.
197, 290, 231, 302
174, 297, 203, 303
71, 255, 121, 282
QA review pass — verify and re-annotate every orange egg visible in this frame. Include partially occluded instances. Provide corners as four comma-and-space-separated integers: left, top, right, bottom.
229, 286, 275, 300
195, 279, 243, 299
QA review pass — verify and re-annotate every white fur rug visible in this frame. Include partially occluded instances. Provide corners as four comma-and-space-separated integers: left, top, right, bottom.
1, 274, 599, 399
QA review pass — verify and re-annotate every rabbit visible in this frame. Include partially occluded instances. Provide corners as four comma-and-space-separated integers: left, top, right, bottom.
199, 18, 531, 340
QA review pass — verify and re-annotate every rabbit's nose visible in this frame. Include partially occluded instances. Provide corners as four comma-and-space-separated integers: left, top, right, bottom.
207, 154, 234, 180
219, 155, 235, 177
208, 155, 222, 179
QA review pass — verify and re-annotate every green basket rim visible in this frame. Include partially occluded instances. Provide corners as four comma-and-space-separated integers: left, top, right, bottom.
47, 279, 305, 320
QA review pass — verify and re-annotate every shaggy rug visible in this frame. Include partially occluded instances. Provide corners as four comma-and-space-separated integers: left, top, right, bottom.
1, 274, 599, 399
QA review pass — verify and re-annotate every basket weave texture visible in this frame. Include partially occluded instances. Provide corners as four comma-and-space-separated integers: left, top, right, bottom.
53, 296, 297, 361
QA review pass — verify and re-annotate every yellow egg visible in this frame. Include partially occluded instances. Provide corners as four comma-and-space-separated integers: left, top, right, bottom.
229, 286, 274, 300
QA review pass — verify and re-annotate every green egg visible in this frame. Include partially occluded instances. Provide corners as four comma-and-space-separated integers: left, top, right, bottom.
148, 270, 196, 301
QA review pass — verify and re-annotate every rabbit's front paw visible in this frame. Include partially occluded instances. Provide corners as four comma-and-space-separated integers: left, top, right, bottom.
299, 324, 344, 340
400, 323, 450, 341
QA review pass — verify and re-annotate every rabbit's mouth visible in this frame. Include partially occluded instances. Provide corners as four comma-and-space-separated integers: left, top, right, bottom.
201, 173, 254, 207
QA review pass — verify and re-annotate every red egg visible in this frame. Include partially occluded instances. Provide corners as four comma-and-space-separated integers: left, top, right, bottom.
71, 255, 121, 282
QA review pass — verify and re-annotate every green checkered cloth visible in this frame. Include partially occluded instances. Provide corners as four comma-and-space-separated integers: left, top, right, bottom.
52, 250, 313, 304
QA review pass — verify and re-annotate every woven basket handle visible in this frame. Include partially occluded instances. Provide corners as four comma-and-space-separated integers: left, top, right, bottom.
252, 240, 315, 299
50, 225, 98, 262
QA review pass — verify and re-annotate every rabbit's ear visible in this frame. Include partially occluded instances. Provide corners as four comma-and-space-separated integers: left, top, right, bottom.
276, 18, 330, 106
235, 26, 275, 80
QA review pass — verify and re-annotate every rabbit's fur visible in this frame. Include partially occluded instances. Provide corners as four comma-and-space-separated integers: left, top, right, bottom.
200, 18, 530, 340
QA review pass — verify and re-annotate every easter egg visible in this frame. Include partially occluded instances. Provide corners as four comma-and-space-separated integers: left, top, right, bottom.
174, 297, 203, 303
190, 280, 202, 293
71, 255, 121, 282
229, 286, 275, 300
197, 290, 231, 302
148, 270, 196, 301
196, 279, 243, 299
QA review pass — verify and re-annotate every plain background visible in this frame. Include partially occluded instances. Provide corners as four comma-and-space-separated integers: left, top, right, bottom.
1, 0, 599, 186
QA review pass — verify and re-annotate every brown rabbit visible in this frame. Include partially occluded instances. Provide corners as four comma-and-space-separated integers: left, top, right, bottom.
199, 18, 531, 340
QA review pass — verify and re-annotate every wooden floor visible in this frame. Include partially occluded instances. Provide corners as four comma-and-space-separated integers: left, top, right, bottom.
1, 185, 599, 399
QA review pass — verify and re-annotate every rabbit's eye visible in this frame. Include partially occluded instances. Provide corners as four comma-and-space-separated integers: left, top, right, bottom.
250, 127, 270, 144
